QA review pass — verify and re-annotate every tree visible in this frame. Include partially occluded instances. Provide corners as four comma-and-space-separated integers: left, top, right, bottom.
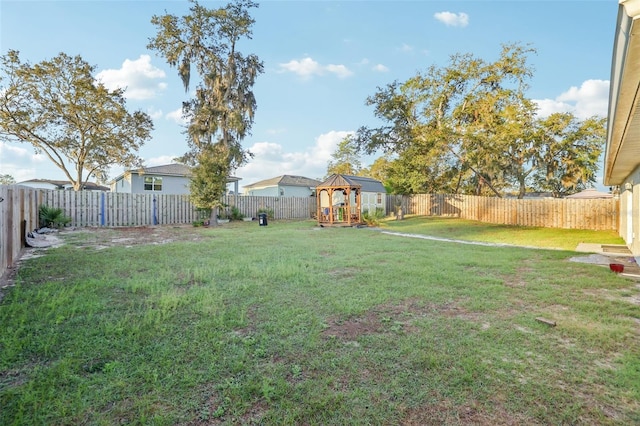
532, 113, 606, 197
355, 43, 537, 197
326, 135, 362, 177
0, 50, 153, 190
355, 43, 607, 198
0, 174, 15, 185
359, 156, 392, 189
148, 0, 263, 225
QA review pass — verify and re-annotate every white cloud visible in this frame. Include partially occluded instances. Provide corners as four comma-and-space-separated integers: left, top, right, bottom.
325, 64, 353, 79
372, 64, 389, 72
237, 130, 353, 188
434, 11, 469, 27
278, 57, 353, 79
0, 141, 52, 182
96, 54, 167, 100
147, 107, 164, 120
146, 155, 181, 166
533, 79, 609, 119
166, 108, 188, 124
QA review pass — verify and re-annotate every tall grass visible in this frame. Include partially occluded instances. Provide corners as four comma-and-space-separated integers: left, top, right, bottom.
1, 219, 638, 424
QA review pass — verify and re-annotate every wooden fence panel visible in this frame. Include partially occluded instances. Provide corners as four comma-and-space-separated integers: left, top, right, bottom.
36, 191, 317, 227
0, 185, 41, 280
388, 193, 618, 231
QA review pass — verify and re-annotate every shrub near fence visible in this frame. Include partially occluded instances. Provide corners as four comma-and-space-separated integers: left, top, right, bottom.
389, 193, 619, 231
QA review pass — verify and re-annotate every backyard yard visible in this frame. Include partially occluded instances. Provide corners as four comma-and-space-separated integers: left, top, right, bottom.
1, 218, 639, 424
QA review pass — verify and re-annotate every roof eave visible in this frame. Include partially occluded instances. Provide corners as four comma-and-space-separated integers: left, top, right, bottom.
604, 0, 640, 186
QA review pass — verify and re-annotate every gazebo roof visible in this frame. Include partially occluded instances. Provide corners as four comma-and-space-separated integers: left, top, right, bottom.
317, 174, 362, 189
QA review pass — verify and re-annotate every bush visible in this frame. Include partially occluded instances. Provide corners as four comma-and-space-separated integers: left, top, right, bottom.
362, 207, 386, 226
39, 204, 71, 229
257, 207, 274, 220
230, 206, 244, 220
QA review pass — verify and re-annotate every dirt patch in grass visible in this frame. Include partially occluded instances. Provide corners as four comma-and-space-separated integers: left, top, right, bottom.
61, 225, 213, 249
322, 298, 482, 340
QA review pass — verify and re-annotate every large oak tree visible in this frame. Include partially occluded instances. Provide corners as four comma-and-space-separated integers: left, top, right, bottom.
355, 43, 606, 198
0, 50, 153, 190
148, 0, 263, 225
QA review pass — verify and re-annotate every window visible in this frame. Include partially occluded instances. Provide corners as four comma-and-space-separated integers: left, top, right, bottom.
144, 176, 163, 191
279, 188, 285, 196
376, 193, 382, 204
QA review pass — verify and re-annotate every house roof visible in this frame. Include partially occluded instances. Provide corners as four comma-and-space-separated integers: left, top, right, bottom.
565, 188, 613, 199
18, 179, 109, 191
111, 163, 240, 183
139, 163, 193, 176
604, 0, 640, 185
317, 174, 386, 193
243, 175, 321, 189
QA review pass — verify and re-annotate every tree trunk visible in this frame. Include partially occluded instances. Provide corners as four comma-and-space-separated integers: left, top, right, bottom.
209, 206, 219, 227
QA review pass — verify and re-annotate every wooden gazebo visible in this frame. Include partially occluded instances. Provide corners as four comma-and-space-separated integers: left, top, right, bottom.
316, 174, 362, 226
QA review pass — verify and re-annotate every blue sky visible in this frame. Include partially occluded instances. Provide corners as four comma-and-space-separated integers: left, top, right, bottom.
0, 0, 618, 191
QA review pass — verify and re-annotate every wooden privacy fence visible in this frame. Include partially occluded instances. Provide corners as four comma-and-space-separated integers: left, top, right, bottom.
388, 193, 619, 231
0, 185, 40, 280
40, 190, 316, 227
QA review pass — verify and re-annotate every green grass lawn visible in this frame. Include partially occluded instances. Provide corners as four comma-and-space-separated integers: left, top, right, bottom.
382, 215, 626, 250
1, 219, 639, 425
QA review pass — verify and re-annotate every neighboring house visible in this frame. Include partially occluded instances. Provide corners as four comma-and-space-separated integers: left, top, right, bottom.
110, 163, 241, 195
18, 179, 109, 191
604, 0, 640, 255
565, 188, 613, 199
339, 175, 387, 213
243, 175, 321, 197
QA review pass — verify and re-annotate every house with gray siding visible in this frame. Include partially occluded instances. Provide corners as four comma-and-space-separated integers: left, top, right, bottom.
110, 163, 240, 195
243, 175, 321, 197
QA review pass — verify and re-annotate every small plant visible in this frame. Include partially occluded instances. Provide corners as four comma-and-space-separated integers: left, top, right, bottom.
38, 204, 71, 229
362, 207, 386, 226
230, 206, 244, 220
257, 207, 274, 219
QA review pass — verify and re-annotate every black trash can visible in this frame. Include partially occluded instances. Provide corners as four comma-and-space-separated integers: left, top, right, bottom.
258, 212, 268, 226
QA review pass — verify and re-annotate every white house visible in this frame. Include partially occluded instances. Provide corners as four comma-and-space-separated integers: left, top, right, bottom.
110, 163, 241, 195
243, 175, 321, 197
604, 0, 640, 255
17, 179, 109, 191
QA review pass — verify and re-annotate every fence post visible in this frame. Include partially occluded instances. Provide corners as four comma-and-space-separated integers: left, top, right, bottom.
100, 192, 105, 227
153, 196, 158, 225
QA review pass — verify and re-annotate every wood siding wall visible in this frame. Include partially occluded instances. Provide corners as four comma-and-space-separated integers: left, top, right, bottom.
388, 193, 619, 231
